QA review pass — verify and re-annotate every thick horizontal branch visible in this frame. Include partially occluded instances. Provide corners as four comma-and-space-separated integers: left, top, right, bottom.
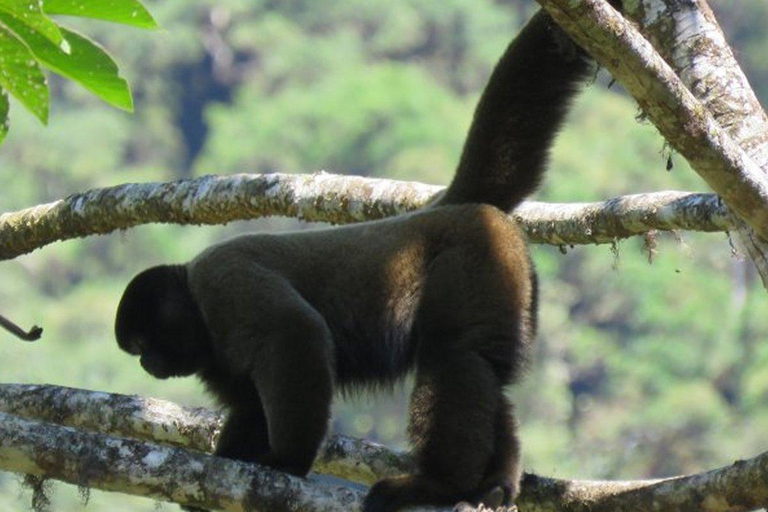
0, 383, 410, 486
0, 173, 436, 261
0, 383, 220, 452
0, 411, 368, 512
536, 0, 768, 241
0, 173, 733, 260
2, 384, 767, 511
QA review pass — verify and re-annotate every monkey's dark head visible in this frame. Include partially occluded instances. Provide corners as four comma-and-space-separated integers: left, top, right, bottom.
115, 265, 212, 380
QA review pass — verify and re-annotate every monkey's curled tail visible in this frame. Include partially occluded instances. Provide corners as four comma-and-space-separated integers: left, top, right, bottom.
436, 10, 595, 213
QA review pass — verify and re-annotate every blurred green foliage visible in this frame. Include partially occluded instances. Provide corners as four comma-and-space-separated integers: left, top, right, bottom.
1, 0, 767, 509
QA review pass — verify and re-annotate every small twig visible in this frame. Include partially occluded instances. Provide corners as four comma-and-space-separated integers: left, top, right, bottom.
0, 313, 42, 341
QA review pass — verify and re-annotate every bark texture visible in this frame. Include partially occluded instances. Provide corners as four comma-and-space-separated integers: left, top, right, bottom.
518, 462, 768, 512
0, 173, 732, 260
0, 412, 366, 512
2, 384, 768, 512
0, 383, 411, 486
517, 191, 731, 245
620, 0, 768, 286
0, 173, 438, 260
536, 0, 768, 246
0, 383, 220, 452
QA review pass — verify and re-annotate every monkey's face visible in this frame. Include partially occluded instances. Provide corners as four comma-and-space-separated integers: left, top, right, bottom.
118, 332, 197, 379
115, 265, 212, 380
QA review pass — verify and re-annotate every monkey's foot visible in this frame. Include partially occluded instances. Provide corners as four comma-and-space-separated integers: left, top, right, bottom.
363, 475, 510, 512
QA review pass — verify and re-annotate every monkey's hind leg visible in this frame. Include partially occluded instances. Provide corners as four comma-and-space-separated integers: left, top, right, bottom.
474, 398, 522, 506
363, 349, 520, 512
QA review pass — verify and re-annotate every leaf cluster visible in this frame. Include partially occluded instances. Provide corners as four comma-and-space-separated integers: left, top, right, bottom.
0, 0, 156, 145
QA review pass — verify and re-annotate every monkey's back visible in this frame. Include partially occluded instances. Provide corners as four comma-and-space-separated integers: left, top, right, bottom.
188, 203, 534, 388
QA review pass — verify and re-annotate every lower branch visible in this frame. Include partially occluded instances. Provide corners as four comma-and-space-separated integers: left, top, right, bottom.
0, 411, 367, 512
0, 173, 733, 260
518, 465, 768, 511
0, 383, 411, 485
1, 384, 767, 511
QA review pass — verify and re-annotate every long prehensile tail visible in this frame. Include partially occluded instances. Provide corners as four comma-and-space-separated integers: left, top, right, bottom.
436, 10, 595, 213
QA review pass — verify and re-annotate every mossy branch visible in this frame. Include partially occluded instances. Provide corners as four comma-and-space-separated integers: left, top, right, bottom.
2, 384, 767, 512
0, 172, 733, 261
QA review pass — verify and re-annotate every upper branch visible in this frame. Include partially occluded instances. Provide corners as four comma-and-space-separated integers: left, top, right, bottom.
0, 173, 732, 260
517, 191, 731, 245
0, 173, 437, 260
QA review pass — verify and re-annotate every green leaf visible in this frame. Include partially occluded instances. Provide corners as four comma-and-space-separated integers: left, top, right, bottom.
42, 0, 157, 29
0, 88, 9, 145
0, 12, 132, 111
0, 0, 65, 46
0, 23, 48, 123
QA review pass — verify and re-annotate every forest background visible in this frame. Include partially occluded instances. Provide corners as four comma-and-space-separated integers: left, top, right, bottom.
1, 0, 767, 510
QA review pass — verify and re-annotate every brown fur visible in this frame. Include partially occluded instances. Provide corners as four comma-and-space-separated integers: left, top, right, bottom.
115, 8, 606, 511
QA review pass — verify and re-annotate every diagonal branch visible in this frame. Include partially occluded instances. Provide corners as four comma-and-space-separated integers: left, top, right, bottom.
535, 0, 768, 243
518, 459, 768, 512
0, 173, 733, 261
617, 0, 768, 288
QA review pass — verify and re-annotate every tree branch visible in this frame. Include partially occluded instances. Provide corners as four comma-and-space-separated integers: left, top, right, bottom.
617, 0, 768, 287
2, 384, 768, 511
517, 191, 732, 245
0, 411, 370, 512
0, 383, 410, 486
0, 173, 733, 261
518, 460, 768, 512
535, 0, 768, 242
0, 313, 42, 341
